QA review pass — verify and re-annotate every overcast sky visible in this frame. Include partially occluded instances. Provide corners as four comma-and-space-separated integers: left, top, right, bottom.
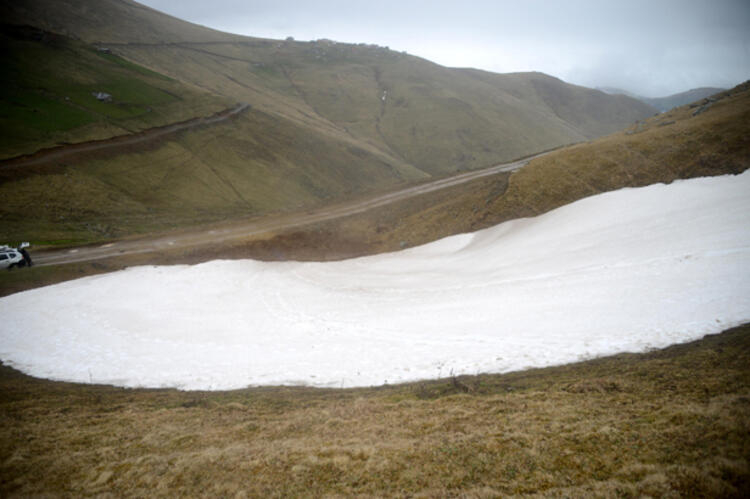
140, 0, 750, 97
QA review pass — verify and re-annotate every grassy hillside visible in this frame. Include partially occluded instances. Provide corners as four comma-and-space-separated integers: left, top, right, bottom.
0, 24, 232, 159
0, 323, 747, 496
0, 106, 427, 246
490, 82, 750, 221
349, 80, 750, 251
0, 0, 658, 247
107, 38, 656, 175
1, 82, 746, 297
1, 0, 656, 176
192, 79, 750, 265
1, 81, 745, 256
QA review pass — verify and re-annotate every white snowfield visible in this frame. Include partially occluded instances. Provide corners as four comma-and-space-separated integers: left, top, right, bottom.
1, 172, 749, 390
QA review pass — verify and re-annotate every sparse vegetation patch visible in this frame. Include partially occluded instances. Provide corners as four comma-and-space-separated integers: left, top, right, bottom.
0, 324, 747, 496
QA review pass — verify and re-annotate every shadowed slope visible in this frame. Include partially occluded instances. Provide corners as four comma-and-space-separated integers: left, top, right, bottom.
0, 106, 427, 244
0, 24, 232, 158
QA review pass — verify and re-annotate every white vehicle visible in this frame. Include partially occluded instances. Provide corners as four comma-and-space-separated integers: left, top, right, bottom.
1, 243, 30, 269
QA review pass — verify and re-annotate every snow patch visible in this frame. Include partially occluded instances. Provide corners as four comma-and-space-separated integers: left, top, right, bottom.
1, 172, 749, 390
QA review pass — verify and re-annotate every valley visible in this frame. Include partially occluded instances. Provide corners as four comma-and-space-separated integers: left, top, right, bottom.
1, 0, 658, 248
0, 0, 748, 497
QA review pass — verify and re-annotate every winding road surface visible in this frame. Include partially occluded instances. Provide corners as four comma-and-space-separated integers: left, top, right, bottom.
34, 153, 544, 267
0, 103, 250, 169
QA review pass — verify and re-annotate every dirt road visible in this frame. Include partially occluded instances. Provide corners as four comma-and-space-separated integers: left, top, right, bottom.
33, 153, 542, 267
0, 103, 249, 170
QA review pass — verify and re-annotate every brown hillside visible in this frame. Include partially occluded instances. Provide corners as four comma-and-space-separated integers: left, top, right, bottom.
0, 0, 659, 246
493, 81, 750, 221
1, 82, 746, 297
220, 80, 750, 262
0, 0, 656, 176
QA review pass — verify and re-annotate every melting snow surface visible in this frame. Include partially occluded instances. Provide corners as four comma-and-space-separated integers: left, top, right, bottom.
1, 172, 749, 390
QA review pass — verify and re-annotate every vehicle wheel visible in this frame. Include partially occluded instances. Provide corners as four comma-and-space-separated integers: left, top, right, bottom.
7, 263, 15, 270
17, 260, 27, 268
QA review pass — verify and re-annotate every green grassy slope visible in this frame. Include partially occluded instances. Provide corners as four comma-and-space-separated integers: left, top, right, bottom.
0, 24, 232, 158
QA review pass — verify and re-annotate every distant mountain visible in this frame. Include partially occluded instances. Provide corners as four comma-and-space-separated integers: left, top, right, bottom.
598, 86, 725, 112
643, 88, 727, 112
0, 0, 657, 244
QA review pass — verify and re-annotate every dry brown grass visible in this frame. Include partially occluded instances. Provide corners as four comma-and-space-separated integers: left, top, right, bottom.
492, 82, 750, 222
1, 324, 748, 496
